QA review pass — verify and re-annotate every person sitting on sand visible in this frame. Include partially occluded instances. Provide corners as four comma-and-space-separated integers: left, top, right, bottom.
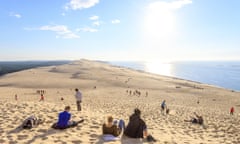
52, 106, 84, 129
184, 112, 204, 125
102, 116, 125, 137
124, 108, 156, 142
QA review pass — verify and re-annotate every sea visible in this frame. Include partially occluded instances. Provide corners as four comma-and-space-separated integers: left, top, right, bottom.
109, 61, 240, 92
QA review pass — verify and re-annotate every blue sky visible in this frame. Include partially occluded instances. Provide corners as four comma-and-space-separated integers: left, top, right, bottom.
0, 0, 239, 61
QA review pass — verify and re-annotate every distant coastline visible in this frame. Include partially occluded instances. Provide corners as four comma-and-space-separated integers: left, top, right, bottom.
109, 61, 240, 92
1, 60, 239, 92
0, 60, 70, 76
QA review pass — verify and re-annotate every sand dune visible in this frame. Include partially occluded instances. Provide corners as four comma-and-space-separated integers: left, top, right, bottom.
0, 59, 239, 143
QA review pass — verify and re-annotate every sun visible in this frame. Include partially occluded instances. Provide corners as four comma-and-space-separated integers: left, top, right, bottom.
140, 2, 177, 62
144, 3, 176, 40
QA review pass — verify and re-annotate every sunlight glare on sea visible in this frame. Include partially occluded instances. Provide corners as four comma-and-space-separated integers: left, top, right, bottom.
144, 61, 172, 76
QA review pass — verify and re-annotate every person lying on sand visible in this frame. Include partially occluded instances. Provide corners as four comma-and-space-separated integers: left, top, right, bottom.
124, 108, 156, 142
184, 112, 204, 125
102, 116, 125, 137
52, 106, 84, 129
22, 115, 44, 129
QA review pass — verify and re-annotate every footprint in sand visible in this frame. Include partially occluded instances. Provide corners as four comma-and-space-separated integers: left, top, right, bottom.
17, 134, 28, 140
37, 129, 48, 133
90, 134, 99, 140
90, 138, 97, 142
9, 140, 18, 144
7, 125, 15, 129
72, 140, 82, 144
41, 137, 48, 140
90, 126, 100, 129
0, 139, 5, 143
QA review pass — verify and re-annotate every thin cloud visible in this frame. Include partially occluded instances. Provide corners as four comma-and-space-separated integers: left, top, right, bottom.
65, 0, 99, 10
111, 19, 120, 24
92, 21, 100, 26
148, 0, 192, 11
89, 15, 99, 20
76, 27, 98, 32
39, 25, 80, 39
10, 12, 22, 18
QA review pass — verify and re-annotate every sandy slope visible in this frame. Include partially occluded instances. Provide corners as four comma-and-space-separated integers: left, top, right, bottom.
0, 59, 239, 144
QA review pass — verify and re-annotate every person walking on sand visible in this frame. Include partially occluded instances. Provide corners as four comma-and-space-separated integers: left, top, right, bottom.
161, 100, 166, 113
39, 94, 44, 101
75, 88, 82, 111
230, 107, 234, 115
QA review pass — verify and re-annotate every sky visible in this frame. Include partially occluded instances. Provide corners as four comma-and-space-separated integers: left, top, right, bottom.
0, 0, 240, 62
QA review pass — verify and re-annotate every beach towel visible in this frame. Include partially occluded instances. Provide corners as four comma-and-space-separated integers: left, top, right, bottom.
103, 125, 124, 141
103, 134, 120, 141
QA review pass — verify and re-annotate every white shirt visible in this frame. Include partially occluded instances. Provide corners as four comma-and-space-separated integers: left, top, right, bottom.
75, 91, 82, 101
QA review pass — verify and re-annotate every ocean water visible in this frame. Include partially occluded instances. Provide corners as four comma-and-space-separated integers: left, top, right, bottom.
109, 61, 240, 91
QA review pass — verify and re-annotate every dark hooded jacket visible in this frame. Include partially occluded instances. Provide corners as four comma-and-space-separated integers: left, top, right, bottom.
124, 113, 147, 138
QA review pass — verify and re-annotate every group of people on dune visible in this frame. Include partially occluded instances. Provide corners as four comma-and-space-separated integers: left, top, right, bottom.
19, 88, 217, 143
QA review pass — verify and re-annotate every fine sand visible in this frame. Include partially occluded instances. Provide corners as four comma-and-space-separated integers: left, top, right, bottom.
0, 59, 239, 144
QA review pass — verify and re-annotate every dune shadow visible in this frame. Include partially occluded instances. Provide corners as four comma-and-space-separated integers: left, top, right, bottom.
7, 125, 24, 134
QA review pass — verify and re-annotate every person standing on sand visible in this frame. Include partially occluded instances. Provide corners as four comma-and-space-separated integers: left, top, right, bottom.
161, 100, 166, 113
230, 107, 234, 115
15, 94, 18, 101
39, 94, 44, 101
75, 88, 82, 111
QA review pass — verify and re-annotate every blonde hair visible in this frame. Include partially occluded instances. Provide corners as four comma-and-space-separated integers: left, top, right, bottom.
107, 116, 113, 123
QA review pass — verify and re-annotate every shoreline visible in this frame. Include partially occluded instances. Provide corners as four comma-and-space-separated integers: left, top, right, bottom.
0, 59, 238, 92
108, 60, 240, 92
